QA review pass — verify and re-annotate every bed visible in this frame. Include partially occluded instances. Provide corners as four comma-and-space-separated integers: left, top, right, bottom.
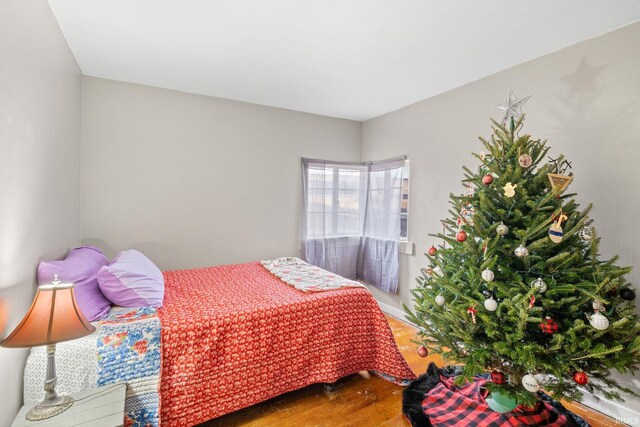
24, 260, 416, 426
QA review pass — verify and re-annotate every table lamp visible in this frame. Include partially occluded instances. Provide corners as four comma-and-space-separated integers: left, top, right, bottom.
1, 275, 96, 420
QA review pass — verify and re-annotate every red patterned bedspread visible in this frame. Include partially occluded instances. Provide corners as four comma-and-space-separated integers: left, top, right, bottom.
158, 262, 416, 426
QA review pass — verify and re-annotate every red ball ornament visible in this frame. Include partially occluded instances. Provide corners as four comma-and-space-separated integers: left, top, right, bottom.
491, 370, 506, 385
573, 371, 589, 385
417, 346, 429, 358
456, 230, 467, 242
482, 174, 494, 185
540, 317, 559, 334
428, 246, 438, 256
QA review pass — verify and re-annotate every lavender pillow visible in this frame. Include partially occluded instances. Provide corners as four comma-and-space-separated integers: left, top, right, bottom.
37, 246, 111, 321
97, 250, 164, 308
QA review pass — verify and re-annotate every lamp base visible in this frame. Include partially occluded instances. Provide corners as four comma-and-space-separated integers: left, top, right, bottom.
25, 395, 73, 421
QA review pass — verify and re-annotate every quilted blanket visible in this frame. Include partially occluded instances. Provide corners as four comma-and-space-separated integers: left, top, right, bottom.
158, 261, 416, 426
99, 307, 162, 426
260, 256, 366, 291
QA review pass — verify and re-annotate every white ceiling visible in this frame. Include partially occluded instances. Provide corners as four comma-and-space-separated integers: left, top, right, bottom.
48, 0, 640, 121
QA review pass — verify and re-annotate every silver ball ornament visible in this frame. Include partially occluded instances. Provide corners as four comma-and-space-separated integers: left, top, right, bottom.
531, 278, 547, 293
484, 297, 498, 312
514, 244, 529, 257
534, 373, 548, 385
579, 227, 593, 242
496, 223, 509, 236
435, 295, 446, 306
481, 269, 495, 282
522, 374, 540, 392
589, 312, 609, 330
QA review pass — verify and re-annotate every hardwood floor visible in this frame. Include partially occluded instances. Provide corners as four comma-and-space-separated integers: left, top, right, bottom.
201, 315, 619, 427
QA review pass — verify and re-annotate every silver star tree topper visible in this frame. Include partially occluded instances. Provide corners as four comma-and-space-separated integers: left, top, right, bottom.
495, 89, 531, 124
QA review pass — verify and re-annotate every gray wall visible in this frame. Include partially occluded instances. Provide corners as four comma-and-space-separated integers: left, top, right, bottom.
0, 0, 81, 424
80, 76, 362, 270
363, 21, 640, 416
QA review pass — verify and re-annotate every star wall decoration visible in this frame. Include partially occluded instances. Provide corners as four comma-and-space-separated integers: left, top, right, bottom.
560, 57, 607, 99
495, 89, 531, 124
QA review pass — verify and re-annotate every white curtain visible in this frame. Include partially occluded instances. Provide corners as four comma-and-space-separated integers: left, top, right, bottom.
301, 157, 405, 292
359, 158, 405, 293
301, 159, 367, 279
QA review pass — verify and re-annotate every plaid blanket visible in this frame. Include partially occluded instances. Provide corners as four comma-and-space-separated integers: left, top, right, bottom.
403, 363, 589, 427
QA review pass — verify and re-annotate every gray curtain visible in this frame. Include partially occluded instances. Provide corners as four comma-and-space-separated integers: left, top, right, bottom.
301, 156, 405, 293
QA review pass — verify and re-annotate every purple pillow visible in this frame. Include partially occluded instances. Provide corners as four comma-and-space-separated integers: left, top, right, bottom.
37, 246, 111, 321
97, 250, 164, 308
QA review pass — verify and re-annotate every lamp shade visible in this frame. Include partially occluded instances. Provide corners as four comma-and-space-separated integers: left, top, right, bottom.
1, 280, 95, 348
0, 298, 7, 337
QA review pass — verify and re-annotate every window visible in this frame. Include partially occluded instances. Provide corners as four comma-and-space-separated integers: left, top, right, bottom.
400, 160, 410, 241
301, 157, 408, 294
304, 162, 367, 239
303, 159, 409, 241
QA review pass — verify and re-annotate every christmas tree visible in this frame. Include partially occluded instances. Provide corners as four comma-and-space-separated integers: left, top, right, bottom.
405, 91, 640, 407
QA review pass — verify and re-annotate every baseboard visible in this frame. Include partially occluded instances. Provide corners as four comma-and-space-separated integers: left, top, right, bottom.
377, 301, 416, 326
578, 391, 640, 425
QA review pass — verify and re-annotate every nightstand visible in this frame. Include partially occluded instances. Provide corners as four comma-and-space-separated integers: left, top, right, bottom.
12, 383, 127, 427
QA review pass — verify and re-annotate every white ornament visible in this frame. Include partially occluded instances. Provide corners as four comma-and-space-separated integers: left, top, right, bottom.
461, 206, 475, 226
462, 185, 475, 198
496, 223, 509, 236
432, 266, 443, 277
522, 374, 540, 393
589, 312, 609, 330
481, 269, 495, 282
484, 298, 498, 312
592, 300, 604, 312
531, 278, 547, 294
435, 295, 446, 306
518, 153, 533, 168
514, 244, 529, 257
579, 227, 593, 242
